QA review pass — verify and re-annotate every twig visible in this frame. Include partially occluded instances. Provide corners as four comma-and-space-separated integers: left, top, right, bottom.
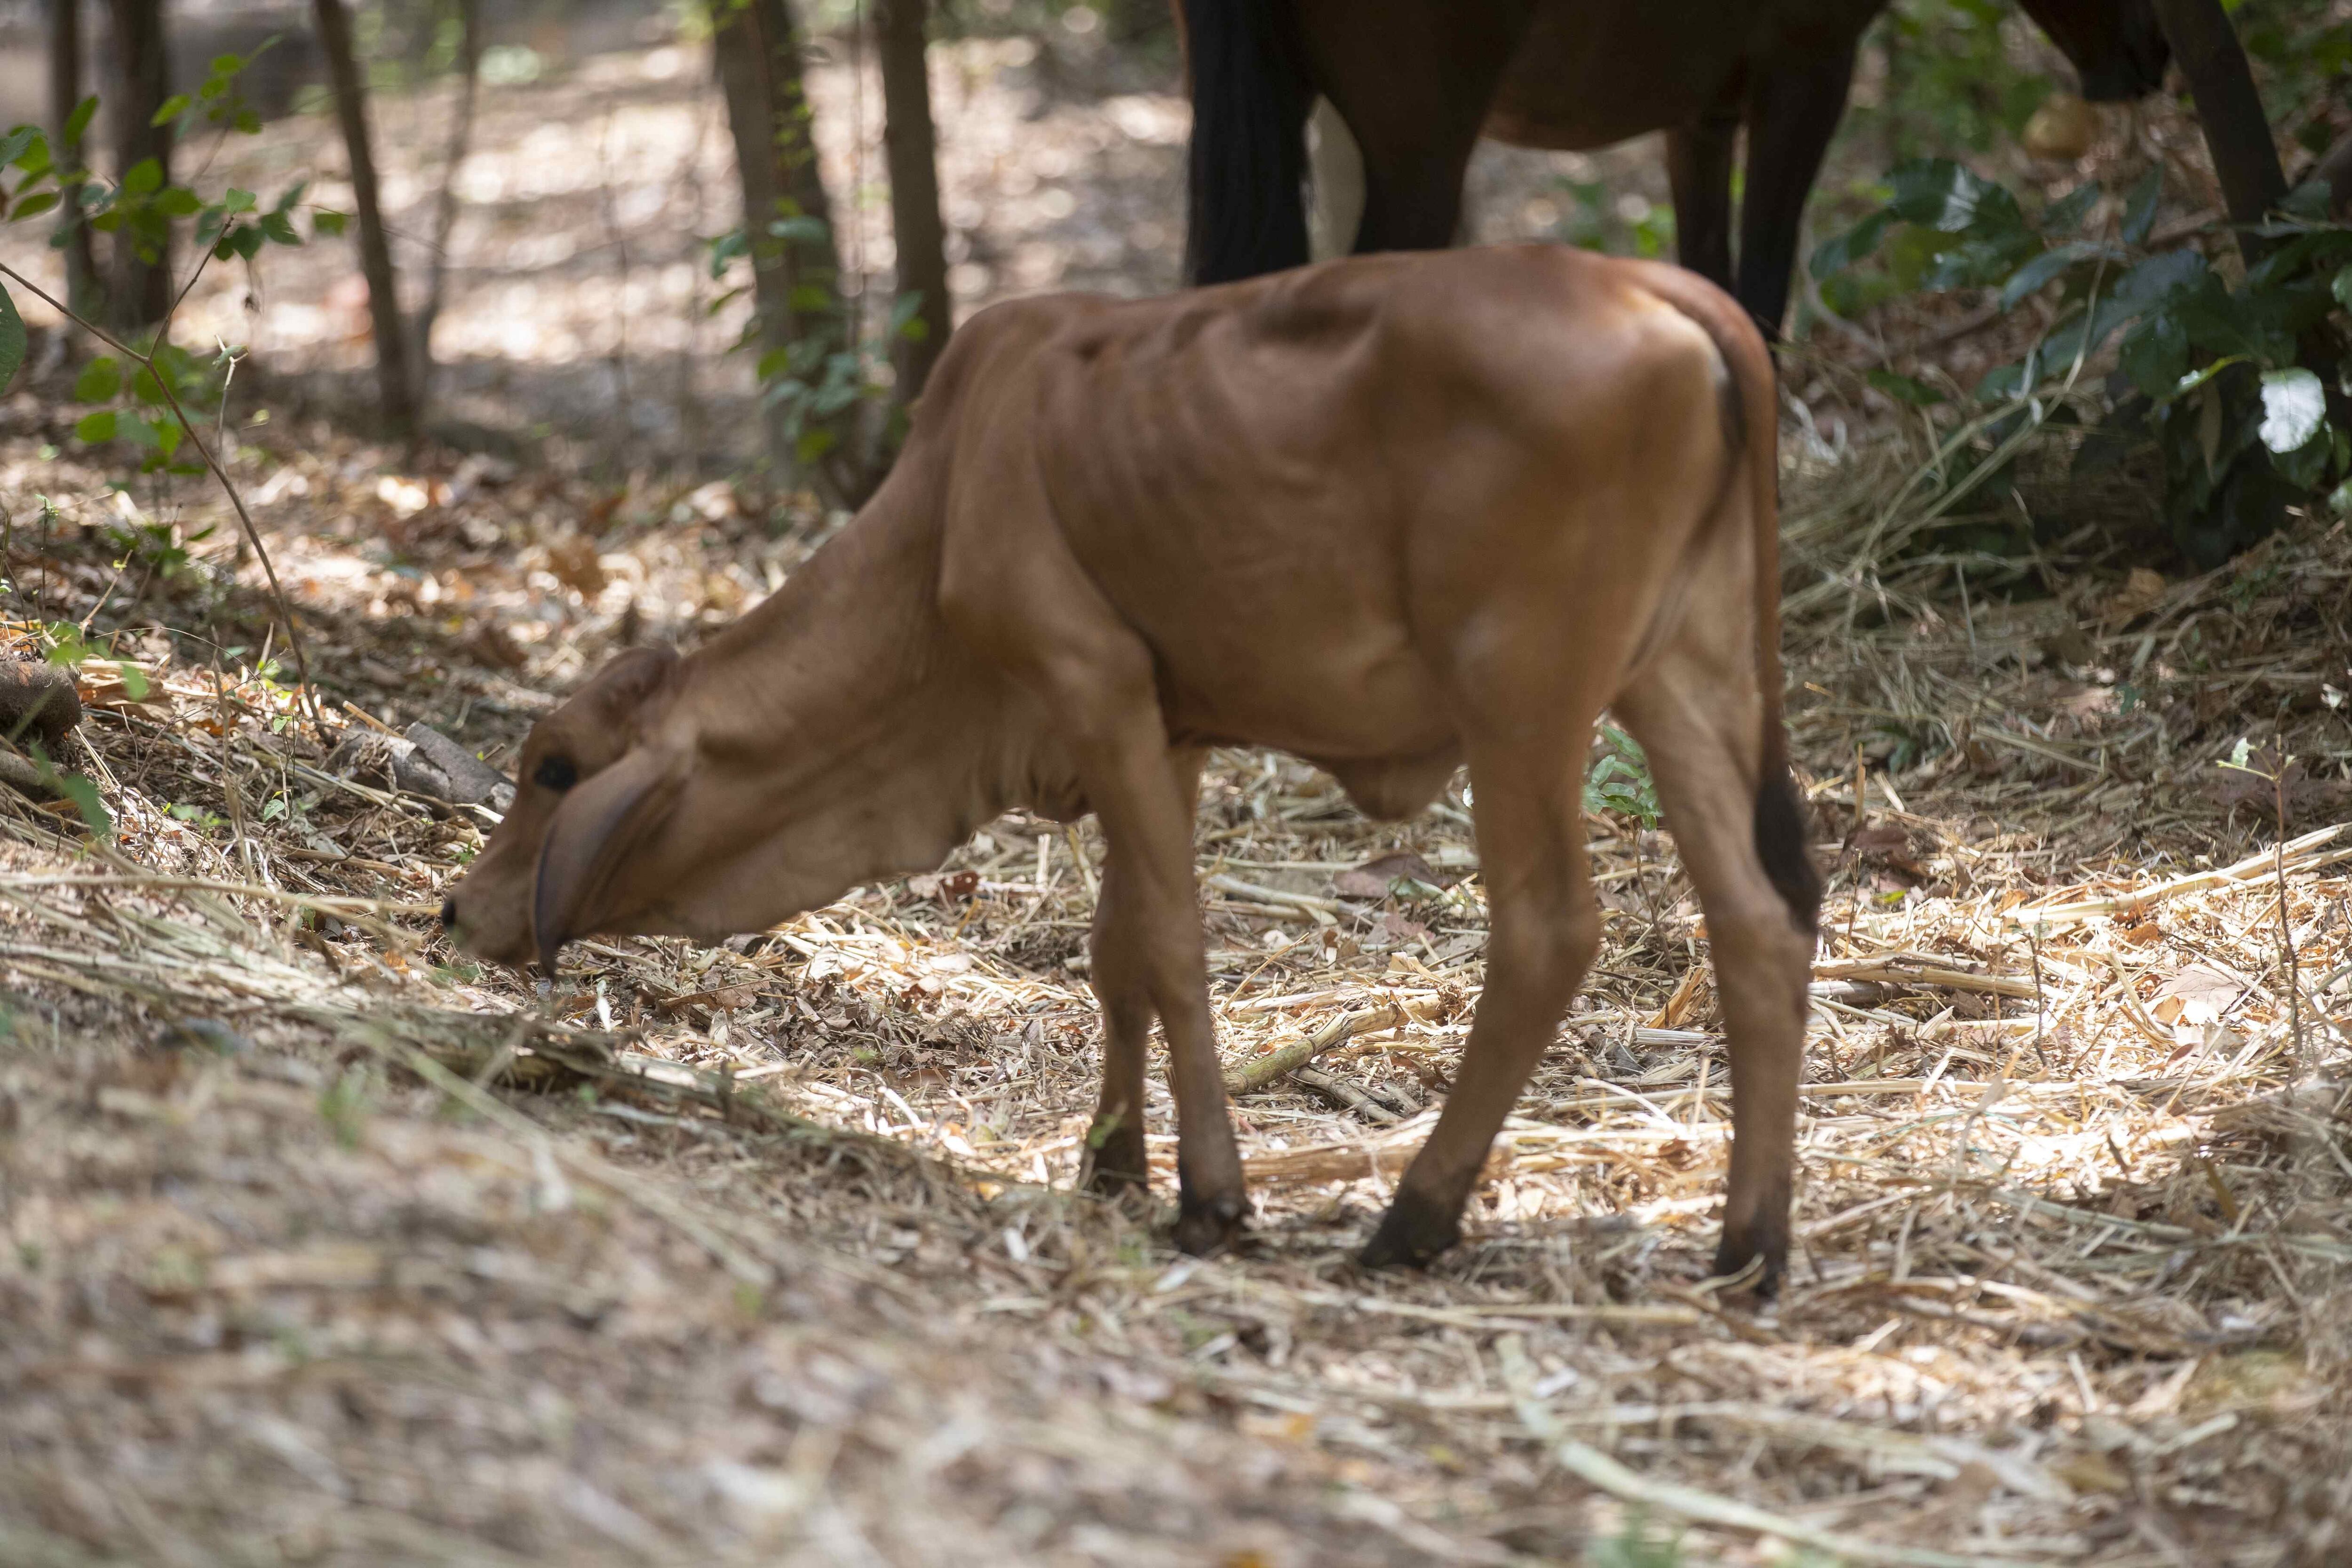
2274, 762, 2301, 1077
1226, 1004, 1398, 1095
1494, 1336, 2038, 1568
0, 260, 321, 726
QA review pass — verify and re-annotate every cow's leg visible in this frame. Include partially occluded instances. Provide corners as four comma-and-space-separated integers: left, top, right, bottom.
1362, 736, 1599, 1266
1666, 106, 1741, 295
1735, 42, 1858, 338
1081, 748, 1207, 1201
1616, 659, 1816, 1292
1301, 2, 1521, 254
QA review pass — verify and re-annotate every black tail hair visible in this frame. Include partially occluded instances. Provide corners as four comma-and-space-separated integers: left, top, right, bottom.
1754, 769, 1822, 934
1180, 0, 1313, 284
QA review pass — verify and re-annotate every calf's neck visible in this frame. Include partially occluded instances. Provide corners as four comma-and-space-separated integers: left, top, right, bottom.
442, 245, 1823, 1281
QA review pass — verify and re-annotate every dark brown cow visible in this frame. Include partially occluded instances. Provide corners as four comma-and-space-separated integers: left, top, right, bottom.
1180, 0, 2167, 334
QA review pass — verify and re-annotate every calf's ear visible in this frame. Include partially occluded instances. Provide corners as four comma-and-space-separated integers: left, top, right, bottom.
532, 746, 684, 973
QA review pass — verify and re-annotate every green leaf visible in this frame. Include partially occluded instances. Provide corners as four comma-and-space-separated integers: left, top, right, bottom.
1809, 210, 1893, 279
130, 364, 167, 405
73, 409, 116, 443
0, 280, 23, 395
2119, 310, 2188, 398
210, 51, 246, 76
1867, 368, 1946, 406
9, 191, 58, 220
63, 96, 97, 151
0, 127, 35, 167
117, 665, 149, 700
149, 94, 191, 127
2334, 265, 2352, 312
2043, 179, 2102, 234
768, 214, 831, 244
2121, 166, 2162, 246
223, 186, 257, 214
2258, 367, 2327, 454
49, 769, 113, 839
121, 158, 163, 198
72, 355, 120, 402
153, 417, 182, 458
153, 185, 201, 218
2000, 241, 2117, 310
310, 208, 347, 237
2329, 476, 2352, 517
257, 210, 300, 245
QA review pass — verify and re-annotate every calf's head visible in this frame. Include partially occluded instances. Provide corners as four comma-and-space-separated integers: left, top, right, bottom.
2020, 0, 2169, 103
440, 645, 691, 971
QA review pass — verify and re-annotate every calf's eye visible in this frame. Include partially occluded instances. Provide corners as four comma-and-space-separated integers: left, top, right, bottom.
533, 755, 579, 792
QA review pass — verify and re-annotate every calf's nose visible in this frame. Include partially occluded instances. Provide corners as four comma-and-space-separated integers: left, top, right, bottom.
439, 897, 458, 932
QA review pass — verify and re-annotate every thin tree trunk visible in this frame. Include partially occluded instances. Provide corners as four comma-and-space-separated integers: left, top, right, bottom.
48, 0, 101, 320
875, 0, 950, 405
102, 0, 171, 331
2149, 0, 2287, 264
413, 0, 481, 389
312, 0, 418, 441
714, 0, 850, 496
2312, 126, 2352, 221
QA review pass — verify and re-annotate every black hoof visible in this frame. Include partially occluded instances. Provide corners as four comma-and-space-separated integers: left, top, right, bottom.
1711, 1222, 1788, 1299
1359, 1188, 1460, 1269
1173, 1190, 1247, 1257
1080, 1121, 1150, 1200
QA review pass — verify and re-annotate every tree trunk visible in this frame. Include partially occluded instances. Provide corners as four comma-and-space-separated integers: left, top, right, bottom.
2312, 126, 2352, 221
48, 0, 101, 320
413, 0, 482, 385
102, 0, 170, 331
2149, 0, 2287, 264
312, 0, 418, 441
875, 0, 950, 405
714, 0, 850, 495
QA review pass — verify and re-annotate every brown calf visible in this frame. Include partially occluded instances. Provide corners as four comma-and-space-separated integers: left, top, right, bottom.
441, 245, 1823, 1282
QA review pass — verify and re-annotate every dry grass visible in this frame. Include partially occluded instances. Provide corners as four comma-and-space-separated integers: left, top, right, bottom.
1, 390, 2349, 1566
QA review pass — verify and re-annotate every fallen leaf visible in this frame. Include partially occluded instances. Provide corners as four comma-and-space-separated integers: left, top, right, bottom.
2105, 566, 2166, 625
546, 533, 609, 598
2148, 963, 2240, 1028
2050, 1450, 2131, 1495
1333, 850, 1444, 899
465, 622, 530, 671
1849, 823, 1911, 855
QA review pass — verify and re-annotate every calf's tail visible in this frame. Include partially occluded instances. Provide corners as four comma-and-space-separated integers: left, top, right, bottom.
1647, 266, 1822, 934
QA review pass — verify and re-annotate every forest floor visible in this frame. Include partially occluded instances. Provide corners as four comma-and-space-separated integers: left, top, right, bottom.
4, 24, 2352, 1568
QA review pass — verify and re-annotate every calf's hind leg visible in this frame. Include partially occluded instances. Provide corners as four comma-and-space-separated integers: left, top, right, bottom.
1615, 676, 1818, 1291
1362, 738, 1600, 1267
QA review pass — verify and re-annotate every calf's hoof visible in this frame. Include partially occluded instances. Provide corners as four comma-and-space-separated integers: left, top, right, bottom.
1710, 1219, 1788, 1298
1172, 1190, 1247, 1257
1359, 1188, 1460, 1269
1080, 1123, 1150, 1201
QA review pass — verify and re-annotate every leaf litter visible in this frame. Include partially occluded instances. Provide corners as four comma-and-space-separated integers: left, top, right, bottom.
0, 31, 2349, 1568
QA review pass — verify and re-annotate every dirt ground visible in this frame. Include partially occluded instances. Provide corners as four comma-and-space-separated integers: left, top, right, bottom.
4, 21, 2352, 1568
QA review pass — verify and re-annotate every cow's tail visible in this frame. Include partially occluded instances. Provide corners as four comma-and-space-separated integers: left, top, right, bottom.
1177, 0, 1313, 283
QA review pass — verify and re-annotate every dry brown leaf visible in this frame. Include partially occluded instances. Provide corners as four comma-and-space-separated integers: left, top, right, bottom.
1332, 850, 1444, 899
547, 534, 609, 599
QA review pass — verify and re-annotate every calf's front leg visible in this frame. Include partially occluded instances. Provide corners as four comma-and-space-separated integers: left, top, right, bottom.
1078, 726, 1245, 1253
1080, 748, 1208, 1204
